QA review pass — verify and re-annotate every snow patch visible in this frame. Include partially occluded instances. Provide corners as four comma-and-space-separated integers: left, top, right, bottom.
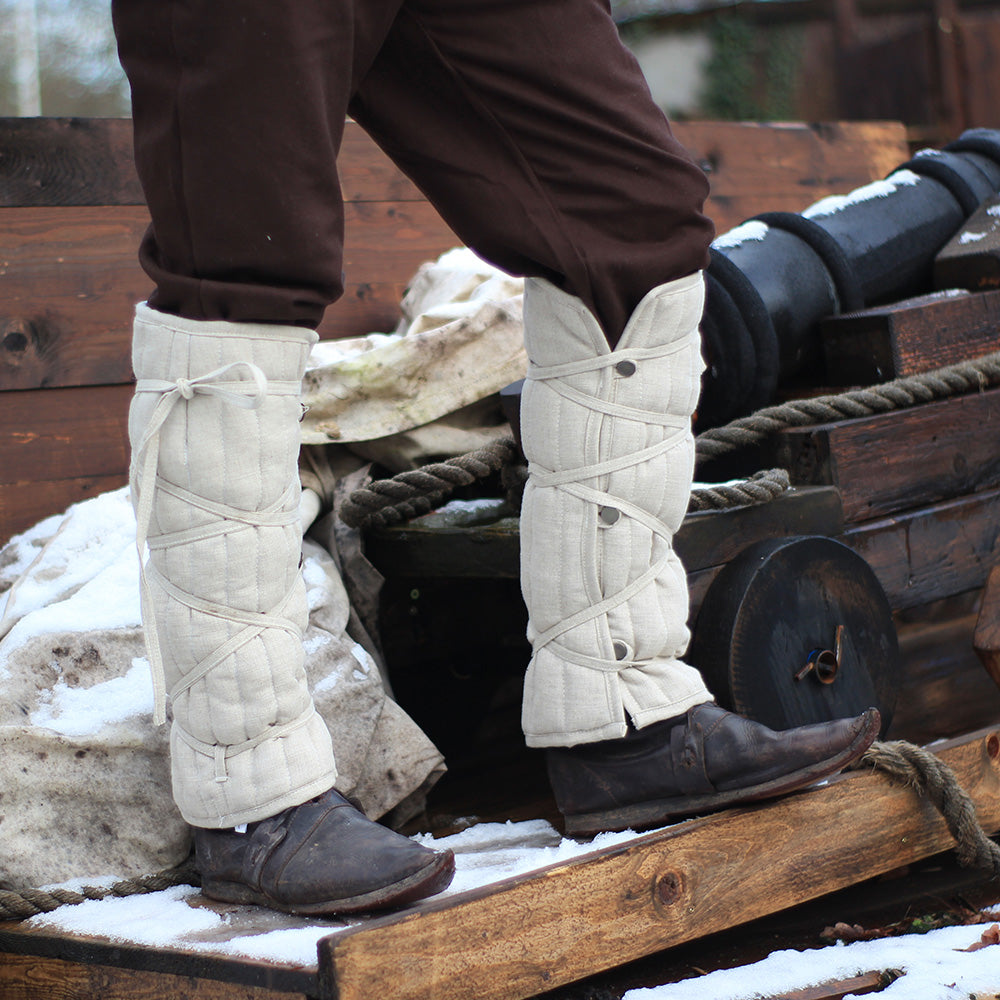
30, 657, 154, 737
803, 170, 922, 219
625, 923, 1000, 999
712, 220, 769, 249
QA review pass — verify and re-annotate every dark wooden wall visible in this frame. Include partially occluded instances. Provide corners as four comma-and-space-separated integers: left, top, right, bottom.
0, 117, 909, 544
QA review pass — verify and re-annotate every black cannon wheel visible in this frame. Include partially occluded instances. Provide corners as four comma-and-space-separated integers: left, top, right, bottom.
689, 535, 899, 736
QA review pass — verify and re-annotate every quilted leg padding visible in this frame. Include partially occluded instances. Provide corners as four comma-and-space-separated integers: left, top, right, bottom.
129, 305, 336, 828
520, 274, 712, 748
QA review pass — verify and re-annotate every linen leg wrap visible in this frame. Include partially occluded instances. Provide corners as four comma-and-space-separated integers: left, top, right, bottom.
129, 305, 337, 828
520, 274, 713, 748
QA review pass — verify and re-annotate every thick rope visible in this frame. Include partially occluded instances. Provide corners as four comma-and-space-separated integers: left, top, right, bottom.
342, 350, 1000, 530
855, 740, 1000, 879
695, 350, 1000, 466
687, 468, 790, 512
339, 437, 519, 529
342, 447, 791, 530
0, 862, 201, 922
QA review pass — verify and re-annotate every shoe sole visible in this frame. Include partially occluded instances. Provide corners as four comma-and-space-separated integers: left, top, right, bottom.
563, 708, 881, 838
200, 848, 456, 916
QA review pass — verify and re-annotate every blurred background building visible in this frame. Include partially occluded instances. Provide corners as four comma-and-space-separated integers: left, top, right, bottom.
2, 0, 998, 142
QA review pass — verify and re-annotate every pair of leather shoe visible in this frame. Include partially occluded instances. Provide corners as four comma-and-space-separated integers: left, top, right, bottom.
195, 705, 879, 913
546, 702, 881, 836
193, 788, 454, 915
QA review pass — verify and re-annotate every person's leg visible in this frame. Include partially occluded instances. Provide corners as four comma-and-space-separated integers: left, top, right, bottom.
351, 0, 879, 832
113, 0, 453, 912
350, 0, 713, 344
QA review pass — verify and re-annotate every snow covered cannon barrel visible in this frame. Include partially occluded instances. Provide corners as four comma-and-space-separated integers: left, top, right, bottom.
697, 128, 1000, 431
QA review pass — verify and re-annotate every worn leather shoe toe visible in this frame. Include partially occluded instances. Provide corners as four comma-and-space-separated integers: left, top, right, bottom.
194, 788, 455, 915
547, 703, 880, 836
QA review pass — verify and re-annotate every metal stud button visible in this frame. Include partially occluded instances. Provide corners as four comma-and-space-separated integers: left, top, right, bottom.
615, 360, 637, 377
599, 506, 621, 525
613, 641, 629, 661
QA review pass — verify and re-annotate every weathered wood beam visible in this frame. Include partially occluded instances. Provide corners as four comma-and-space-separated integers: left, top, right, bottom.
820, 289, 1000, 386
843, 486, 1000, 610
975, 564, 1000, 688
934, 194, 1000, 293
318, 728, 1000, 1000
763, 387, 1000, 523
0, 950, 311, 1000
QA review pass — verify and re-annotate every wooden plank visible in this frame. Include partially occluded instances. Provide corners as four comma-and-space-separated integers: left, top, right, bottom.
843, 487, 1000, 611
0, 118, 425, 208
0, 204, 150, 389
766, 388, 1000, 523
317, 728, 1000, 1000
673, 121, 909, 233
0, 201, 458, 392
889, 605, 1000, 745
0, 118, 907, 221
0, 475, 128, 544
0, 384, 131, 487
0, 383, 131, 544
364, 486, 843, 580
820, 289, 1000, 385
761, 971, 894, 1000
0, 118, 145, 207
974, 564, 1000, 687
960, 17, 1000, 131
0, 951, 309, 1000
934, 194, 1000, 293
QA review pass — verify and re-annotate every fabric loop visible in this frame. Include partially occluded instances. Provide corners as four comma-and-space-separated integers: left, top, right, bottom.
175, 705, 321, 769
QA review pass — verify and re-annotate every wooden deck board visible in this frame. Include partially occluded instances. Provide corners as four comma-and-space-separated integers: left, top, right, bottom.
1, 728, 997, 1000
319, 728, 1000, 1000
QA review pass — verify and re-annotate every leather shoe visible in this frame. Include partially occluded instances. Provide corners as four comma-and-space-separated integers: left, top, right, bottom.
547, 703, 880, 836
193, 788, 455, 915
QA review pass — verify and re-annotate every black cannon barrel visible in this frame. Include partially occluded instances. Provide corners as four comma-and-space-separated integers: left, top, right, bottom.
697, 128, 1000, 431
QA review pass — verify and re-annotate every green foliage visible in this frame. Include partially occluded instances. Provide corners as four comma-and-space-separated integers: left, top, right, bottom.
700, 12, 802, 121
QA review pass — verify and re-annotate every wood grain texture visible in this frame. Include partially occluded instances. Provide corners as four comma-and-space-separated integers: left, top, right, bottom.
0, 384, 131, 541
820, 289, 1000, 385
0, 201, 458, 393
767, 388, 1000, 523
934, 194, 1000, 293
843, 487, 1000, 611
674, 120, 910, 232
0, 118, 424, 208
318, 729, 1000, 1000
890, 608, 1000, 745
0, 475, 128, 543
0, 952, 306, 1000
0, 384, 131, 486
975, 564, 1000, 687
0, 118, 144, 207
0, 118, 907, 220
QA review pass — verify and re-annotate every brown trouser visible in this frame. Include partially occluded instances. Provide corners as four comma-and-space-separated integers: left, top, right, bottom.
112, 0, 714, 345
